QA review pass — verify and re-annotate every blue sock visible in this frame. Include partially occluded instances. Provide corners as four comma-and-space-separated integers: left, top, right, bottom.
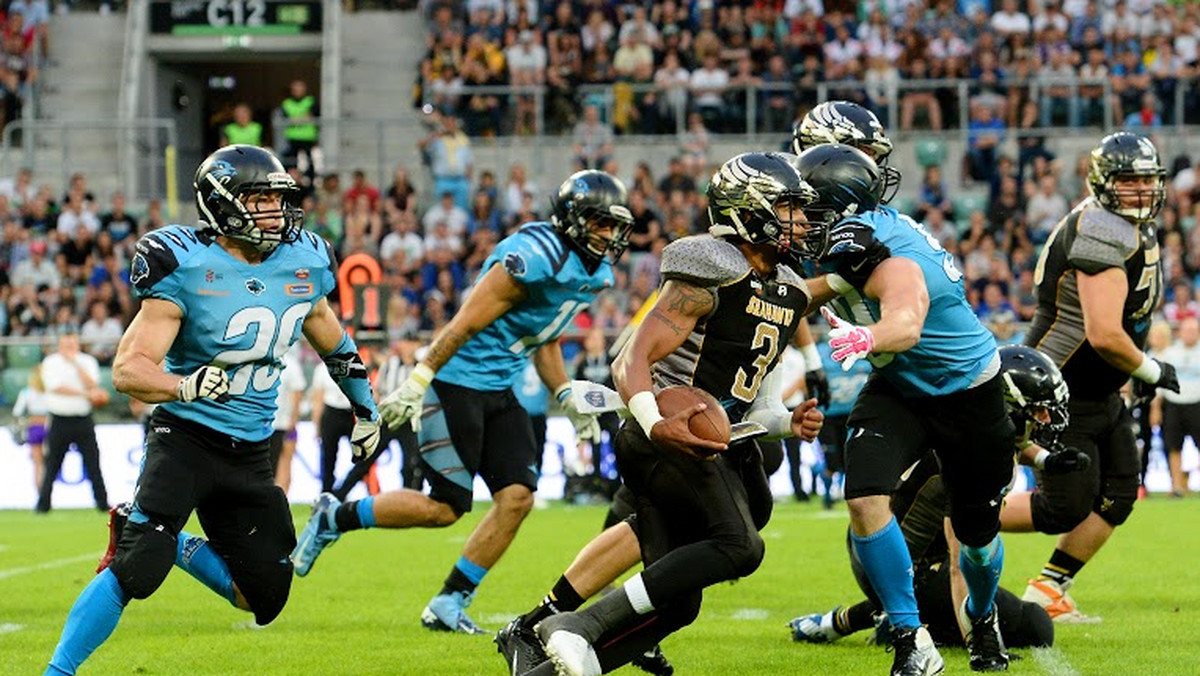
356, 496, 376, 529
960, 537, 1004, 619
46, 569, 129, 676
176, 532, 236, 606
852, 518, 920, 630
456, 556, 488, 586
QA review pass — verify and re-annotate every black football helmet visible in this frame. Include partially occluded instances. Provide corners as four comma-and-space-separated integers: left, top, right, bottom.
793, 101, 900, 204
550, 170, 634, 272
707, 151, 820, 263
792, 144, 884, 246
194, 145, 303, 251
999, 345, 1070, 449
1087, 131, 1166, 222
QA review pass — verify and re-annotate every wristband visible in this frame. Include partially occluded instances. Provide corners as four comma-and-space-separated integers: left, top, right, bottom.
1033, 448, 1050, 470
826, 273, 853, 295
1130, 353, 1161, 384
801, 343, 822, 371
411, 363, 435, 388
553, 383, 571, 405
628, 390, 664, 433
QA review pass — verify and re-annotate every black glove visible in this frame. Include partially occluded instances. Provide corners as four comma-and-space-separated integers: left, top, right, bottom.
1132, 359, 1180, 406
806, 367, 830, 409
1156, 360, 1180, 393
1043, 447, 1092, 474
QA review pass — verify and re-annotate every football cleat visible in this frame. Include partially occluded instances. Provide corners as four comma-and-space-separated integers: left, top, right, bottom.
888, 626, 945, 676
788, 607, 843, 643
631, 644, 674, 676
421, 591, 487, 635
495, 616, 548, 675
957, 600, 1009, 672
290, 492, 341, 577
536, 613, 602, 676
1022, 578, 1102, 624
96, 502, 132, 574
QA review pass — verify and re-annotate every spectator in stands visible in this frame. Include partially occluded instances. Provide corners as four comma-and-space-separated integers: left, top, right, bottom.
280, 79, 320, 173
613, 28, 654, 79
759, 54, 794, 134
11, 237, 57, 289
1026, 173, 1069, 244
7, 0, 50, 63
1123, 90, 1163, 129
97, 192, 135, 244
678, 111, 711, 179
421, 114, 473, 210
58, 224, 94, 286
1148, 36, 1185, 123
656, 156, 696, 203
690, 53, 728, 133
580, 8, 614, 55
1164, 282, 1200, 327
342, 168, 380, 213
1037, 48, 1078, 127
571, 103, 614, 170
1076, 47, 1109, 127
79, 299, 122, 364
501, 161, 536, 217
915, 165, 952, 223
423, 189, 469, 237
991, 0, 1031, 42
384, 165, 417, 214
220, 103, 263, 147
863, 54, 899, 125
900, 58, 943, 131
544, 31, 583, 133
967, 100, 1005, 184
466, 190, 501, 235
506, 29, 547, 135
55, 190, 99, 242
0, 26, 36, 129
977, 281, 1016, 322
343, 192, 383, 250
1111, 46, 1151, 127
380, 209, 424, 273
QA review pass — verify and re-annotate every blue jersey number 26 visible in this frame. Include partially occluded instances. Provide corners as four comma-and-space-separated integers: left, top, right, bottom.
214, 303, 311, 395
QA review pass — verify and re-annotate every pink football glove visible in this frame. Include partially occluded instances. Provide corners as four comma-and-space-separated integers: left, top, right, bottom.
821, 306, 875, 371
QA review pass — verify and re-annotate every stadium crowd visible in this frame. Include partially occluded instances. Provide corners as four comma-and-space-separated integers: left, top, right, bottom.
3, 1, 1200, 501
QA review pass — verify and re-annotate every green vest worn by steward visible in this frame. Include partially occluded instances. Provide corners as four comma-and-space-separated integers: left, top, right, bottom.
224, 121, 263, 146
282, 95, 318, 142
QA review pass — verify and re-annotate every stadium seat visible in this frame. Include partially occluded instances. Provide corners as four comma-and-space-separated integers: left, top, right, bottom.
5, 343, 44, 368
953, 193, 990, 222
1, 367, 31, 407
915, 139, 948, 169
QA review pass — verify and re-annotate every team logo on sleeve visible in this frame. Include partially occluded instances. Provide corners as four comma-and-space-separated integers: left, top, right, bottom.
131, 254, 149, 285
245, 278, 266, 295
504, 252, 527, 277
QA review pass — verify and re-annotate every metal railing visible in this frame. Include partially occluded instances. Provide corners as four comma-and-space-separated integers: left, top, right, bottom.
419, 75, 1200, 139
0, 118, 178, 202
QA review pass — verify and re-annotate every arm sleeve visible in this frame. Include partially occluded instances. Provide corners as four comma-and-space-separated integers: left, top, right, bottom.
744, 366, 793, 441
320, 332, 379, 421
824, 219, 892, 289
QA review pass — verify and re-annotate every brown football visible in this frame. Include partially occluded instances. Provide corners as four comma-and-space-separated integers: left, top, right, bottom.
655, 385, 732, 454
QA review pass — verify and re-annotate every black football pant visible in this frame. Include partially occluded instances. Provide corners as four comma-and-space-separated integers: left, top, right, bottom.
37, 414, 107, 512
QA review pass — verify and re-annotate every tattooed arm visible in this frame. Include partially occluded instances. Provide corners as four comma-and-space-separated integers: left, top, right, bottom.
419, 263, 528, 372
613, 279, 716, 402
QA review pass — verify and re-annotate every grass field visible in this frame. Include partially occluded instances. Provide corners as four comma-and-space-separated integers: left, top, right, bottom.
2, 497, 1198, 676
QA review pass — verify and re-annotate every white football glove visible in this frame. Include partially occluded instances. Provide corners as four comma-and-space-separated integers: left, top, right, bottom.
555, 383, 602, 443
350, 417, 381, 462
177, 365, 231, 403
379, 363, 434, 433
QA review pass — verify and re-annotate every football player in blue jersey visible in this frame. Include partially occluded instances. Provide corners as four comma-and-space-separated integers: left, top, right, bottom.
794, 144, 1016, 675
42, 145, 381, 676
289, 170, 634, 635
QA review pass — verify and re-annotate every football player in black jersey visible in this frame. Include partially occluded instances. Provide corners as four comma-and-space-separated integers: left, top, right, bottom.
496, 152, 825, 676
1003, 131, 1180, 623
788, 346, 1084, 652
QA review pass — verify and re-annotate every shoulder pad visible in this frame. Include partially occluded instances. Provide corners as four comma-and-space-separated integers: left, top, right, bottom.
1070, 205, 1138, 271
824, 217, 878, 259
131, 225, 205, 294
660, 235, 749, 287
774, 264, 811, 300
498, 223, 569, 282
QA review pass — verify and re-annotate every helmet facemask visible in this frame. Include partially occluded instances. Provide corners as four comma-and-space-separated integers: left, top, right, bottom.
198, 167, 304, 252
1003, 370, 1070, 449
1088, 133, 1167, 223
566, 202, 634, 270
1098, 172, 1166, 222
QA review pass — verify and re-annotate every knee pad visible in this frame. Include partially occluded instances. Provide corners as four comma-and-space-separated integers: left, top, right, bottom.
110, 520, 177, 600
1030, 490, 1093, 535
716, 530, 765, 579
948, 504, 1001, 549
1095, 493, 1135, 527
236, 559, 294, 625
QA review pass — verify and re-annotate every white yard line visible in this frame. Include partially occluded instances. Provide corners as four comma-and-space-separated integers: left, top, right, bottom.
1033, 647, 1080, 676
0, 553, 98, 581
0, 623, 24, 634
